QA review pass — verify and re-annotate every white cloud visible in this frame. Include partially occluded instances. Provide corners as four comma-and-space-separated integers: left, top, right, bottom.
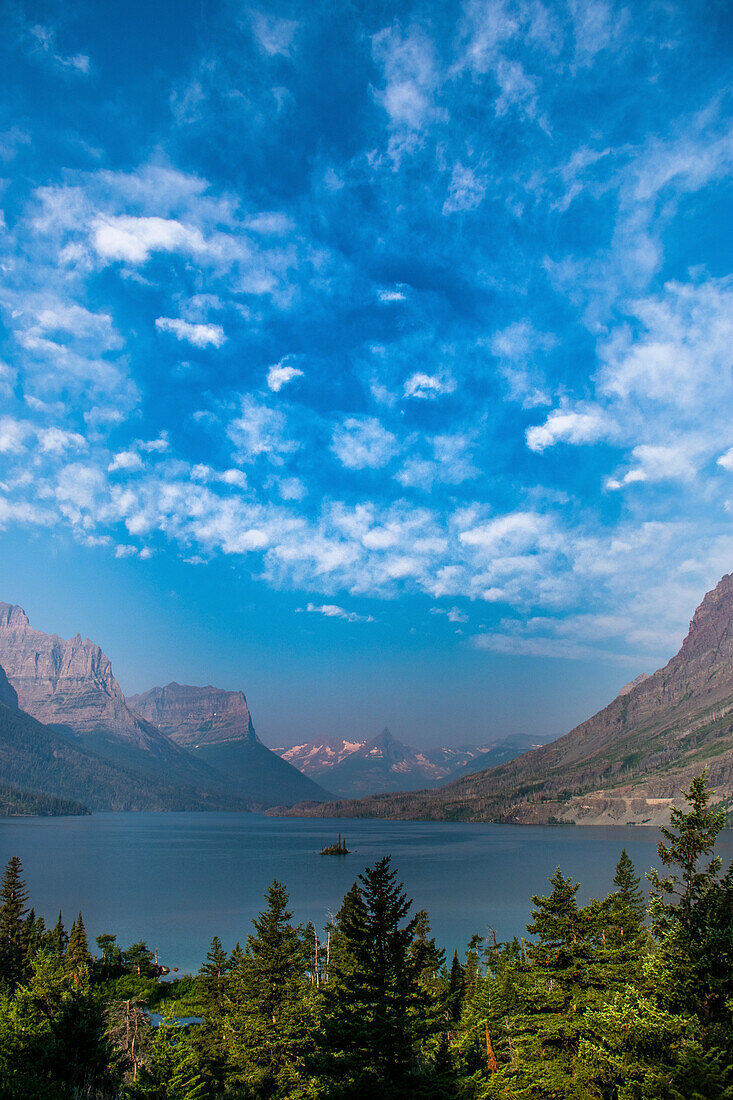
155, 317, 226, 348
109, 451, 143, 473
227, 395, 299, 463
371, 25, 446, 158
249, 11, 298, 56
605, 444, 698, 490
378, 287, 407, 302
717, 447, 733, 472
443, 163, 486, 214
332, 417, 397, 470
403, 372, 456, 400
0, 362, 17, 398
0, 418, 31, 454
93, 215, 205, 263
526, 405, 612, 451
299, 603, 375, 623
431, 605, 469, 623
28, 24, 90, 74
267, 358, 303, 391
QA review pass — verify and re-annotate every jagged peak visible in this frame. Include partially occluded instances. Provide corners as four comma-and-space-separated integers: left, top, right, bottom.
0, 602, 30, 628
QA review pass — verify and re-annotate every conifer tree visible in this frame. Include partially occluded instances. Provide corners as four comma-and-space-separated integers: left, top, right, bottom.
224, 880, 312, 1097
317, 857, 437, 1099
66, 913, 92, 977
0, 856, 29, 990
194, 935, 231, 1084
128, 1023, 207, 1100
648, 770, 725, 936
448, 949, 465, 1021
199, 935, 229, 1004
49, 911, 68, 960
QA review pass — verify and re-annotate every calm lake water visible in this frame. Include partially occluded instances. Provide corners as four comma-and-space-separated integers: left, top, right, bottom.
3, 813, 732, 974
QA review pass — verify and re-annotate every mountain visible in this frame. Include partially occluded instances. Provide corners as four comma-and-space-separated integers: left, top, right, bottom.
274, 733, 542, 795
0, 603, 245, 807
129, 682, 331, 808
275, 737, 368, 777
313, 728, 485, 798
274, 573, 733, 826
0, 686, 221, 810
448, 734, 553, 780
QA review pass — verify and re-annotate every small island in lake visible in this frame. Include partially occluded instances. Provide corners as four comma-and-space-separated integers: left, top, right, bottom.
320, 832, 350, 855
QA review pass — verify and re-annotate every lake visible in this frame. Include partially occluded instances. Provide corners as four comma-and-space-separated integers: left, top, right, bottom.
3, 813, 732, 974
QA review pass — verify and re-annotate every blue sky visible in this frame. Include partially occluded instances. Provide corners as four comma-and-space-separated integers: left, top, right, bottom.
0, 0, 732, 748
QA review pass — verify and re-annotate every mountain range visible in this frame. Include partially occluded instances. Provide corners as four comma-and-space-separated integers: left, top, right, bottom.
275, 573, 733, 825
0, 603, 327, 811
275, 730, 547, 797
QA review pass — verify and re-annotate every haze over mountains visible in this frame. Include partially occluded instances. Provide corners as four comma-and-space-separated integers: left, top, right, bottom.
6, 572, 733, 823
278, 573, 733, 826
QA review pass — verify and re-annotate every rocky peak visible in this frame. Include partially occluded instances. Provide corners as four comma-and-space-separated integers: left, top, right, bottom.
616, 673, 650, 698
128, 682, 258, 748
0, 601, 156, 746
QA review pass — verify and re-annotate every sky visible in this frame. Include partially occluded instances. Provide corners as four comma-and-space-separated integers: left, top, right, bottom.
0, 0, 731, 750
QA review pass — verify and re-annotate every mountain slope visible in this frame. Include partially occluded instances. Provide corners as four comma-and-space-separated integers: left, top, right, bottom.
130, 682, 331, 808
0, 604, 239, 802
275, 573, 733, 825
0, 694, 222, 811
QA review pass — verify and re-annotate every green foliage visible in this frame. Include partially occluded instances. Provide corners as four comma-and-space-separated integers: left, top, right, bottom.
127, 1023, 207, 1100
316, 856, 442, 1099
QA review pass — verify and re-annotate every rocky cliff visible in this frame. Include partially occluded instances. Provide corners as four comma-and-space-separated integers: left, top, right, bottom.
0, 603, 244, 803
129, 683, 256, 747
129, 681, 332, 808
275, 573, 733, 825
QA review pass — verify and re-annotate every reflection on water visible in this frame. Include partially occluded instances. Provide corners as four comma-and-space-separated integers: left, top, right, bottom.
2, 812, 732, 974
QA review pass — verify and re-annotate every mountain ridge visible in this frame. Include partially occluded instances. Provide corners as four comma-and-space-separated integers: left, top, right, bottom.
273, 573, 733, 825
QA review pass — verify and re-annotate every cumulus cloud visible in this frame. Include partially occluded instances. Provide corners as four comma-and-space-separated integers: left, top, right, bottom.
249, 11, 298, 56
403, 372, 456, 400
155, 317, 226, 348
605, 444, 699, 489
93, 215, 205, 263
431, 605, 469, 623
331, 417, 398, 470
526, 405, 612, 451
267, 358, 303, 391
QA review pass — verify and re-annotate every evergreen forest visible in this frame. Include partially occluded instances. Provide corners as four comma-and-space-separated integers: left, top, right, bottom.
1, 772, 733, 1099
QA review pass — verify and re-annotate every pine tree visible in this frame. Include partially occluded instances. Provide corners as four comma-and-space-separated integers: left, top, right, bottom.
647, 770, 726, 937
224, 880, 312, 1097
0, 856, 29, 990
448, 950, 465, 1021
198, 935, 229, 1005
128, 1023, 207, 1100
66, 912, 92, 977
49, 911, 68, 960
193, 935, 231, 1085
317, 857, 436, 1099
